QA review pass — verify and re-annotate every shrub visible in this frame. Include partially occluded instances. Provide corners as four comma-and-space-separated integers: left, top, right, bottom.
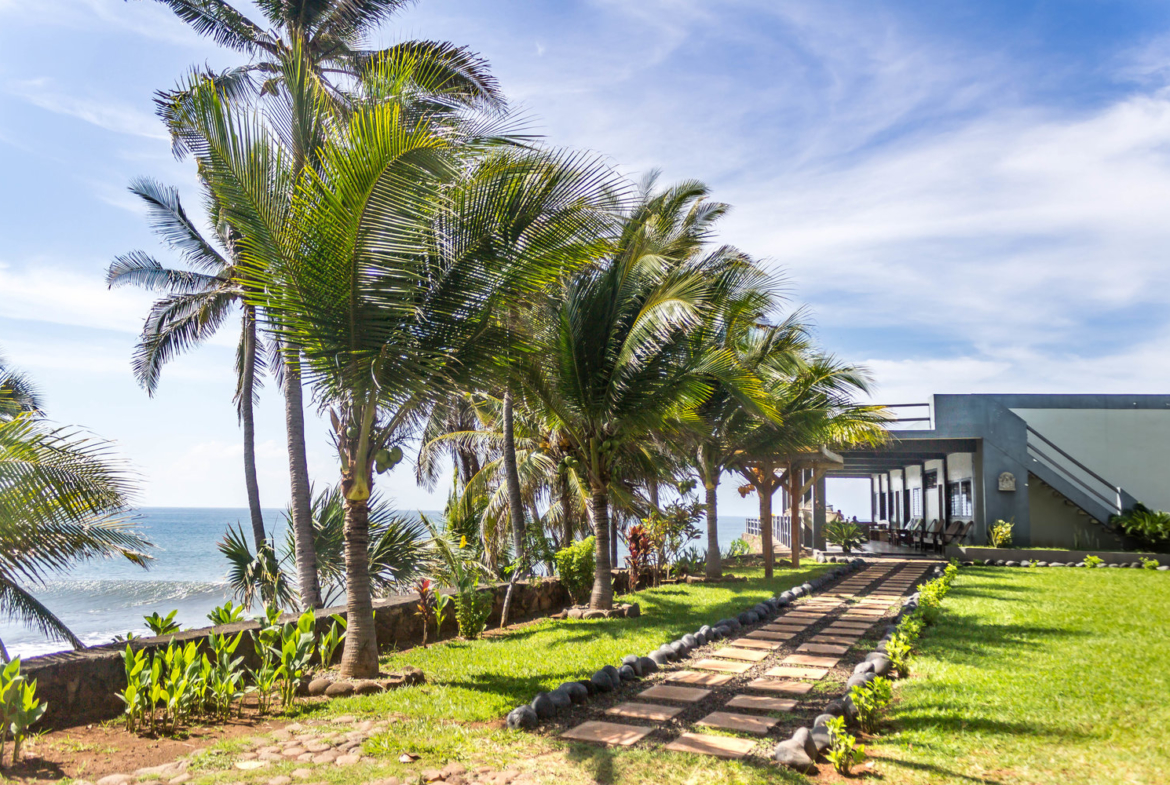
885, 631, 913, 677
1140, 557, 1160, 570
725, 537, 750, 558
824, 716, 865, 774
275, 611, 316, 709
206, 601, 245, 626
144, 609, 181, 636
825, 520, 868, 553
554, 536, 596, 603
1084, 554, 1103, 568
988, 520, 1014, 548
850, 676, 892, 733
1109, 503, 1170, 549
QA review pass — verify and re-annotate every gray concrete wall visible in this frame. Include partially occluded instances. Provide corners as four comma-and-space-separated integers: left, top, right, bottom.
1028, 482, 1125, 550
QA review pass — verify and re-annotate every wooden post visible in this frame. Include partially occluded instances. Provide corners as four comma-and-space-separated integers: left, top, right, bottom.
789, 466, 801, 568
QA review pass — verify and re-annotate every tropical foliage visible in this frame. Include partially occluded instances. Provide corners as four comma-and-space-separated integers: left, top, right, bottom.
0, 354, 150, 660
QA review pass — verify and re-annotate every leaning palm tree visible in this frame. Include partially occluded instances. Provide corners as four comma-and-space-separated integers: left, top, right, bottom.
0, 356, 151, 660
517, 178, 760, 609
108, 178, 269, 550
152, 0, 505, 609
732, 355, 888, 575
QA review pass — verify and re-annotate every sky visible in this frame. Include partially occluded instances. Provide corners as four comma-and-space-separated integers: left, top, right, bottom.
3, 0, 1170, 519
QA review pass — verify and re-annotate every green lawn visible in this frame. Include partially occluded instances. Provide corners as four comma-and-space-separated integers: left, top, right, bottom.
870, 566, 1170, 785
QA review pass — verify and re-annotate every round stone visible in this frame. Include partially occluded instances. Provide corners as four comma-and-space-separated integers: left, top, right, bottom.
590, 671, 614, 693
648, 650, 668, 667
853, 661, 875, 675
622, 654, 640, 667
682, 633, 699, 648
774, 740, 815, 773
507, 705, 538, 730
308, 678, 332, 696
547, 689, 572, 711
637, 656, 658, 675
618, 664, 638, 682
579, 678, 598, 695
530, 692, 555, 719
558, 681, 588, 704
324, 682, 355, 698
791, 727, 818, 759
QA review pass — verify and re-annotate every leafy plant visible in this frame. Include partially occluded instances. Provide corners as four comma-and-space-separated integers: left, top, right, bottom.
825, 520, 868, 553
275, 611, 317, 709
1109, 503, 1170, 549
0, 659, 47, 766
824, 716, 865, 774
206, 602, 245, 626
317, 614, 347, 666
988, 519, 1014, 548
429, 524, 495, 639
115, 646, 149, 733
206, 631, 245, 721
247, 605, 283, 715
725, 537, 750, 558
144, 610, 181, 637
625, 524, 652, 589
885, 631, 914, 677
1084, 554, 1103, 568
1140, 557, 1160, 570
554, 536, 596, 604
415, 579, 438, 646
850, 676, 892, 733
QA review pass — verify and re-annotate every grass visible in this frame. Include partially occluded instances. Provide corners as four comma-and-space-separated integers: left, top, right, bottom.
315, 563, 831, 724
869, 566, 1170, 785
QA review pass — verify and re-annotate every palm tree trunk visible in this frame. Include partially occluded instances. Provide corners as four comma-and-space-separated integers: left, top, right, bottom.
339, 492, 379, 678
705, 473, 722, 579
590, 484, 613, 610
648, 480, 659, 511
760, 476, 774, 579
501, 390, 526, 564
240, 308, 265, 550
560, 474, 574, 549
610, 511, 619, 570
284, 355, 322, 609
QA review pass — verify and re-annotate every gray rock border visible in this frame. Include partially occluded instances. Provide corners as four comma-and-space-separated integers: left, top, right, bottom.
506, 558, 869, 731
960, 559, 1168, 571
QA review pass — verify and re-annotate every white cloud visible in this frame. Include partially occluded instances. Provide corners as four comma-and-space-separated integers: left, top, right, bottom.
0, 262, 157, 333
5, 78, 167, 139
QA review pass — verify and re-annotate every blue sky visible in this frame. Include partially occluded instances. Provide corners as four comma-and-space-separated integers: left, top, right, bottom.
3, 0, 1170, 517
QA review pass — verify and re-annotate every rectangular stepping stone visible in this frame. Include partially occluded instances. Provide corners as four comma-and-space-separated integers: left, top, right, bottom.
746, 630, 793, 641
693, 658, 753, 674
782, 653, 841, 668
810, 634, 861, 646
697, 711, 778, 735
763, 665, 829, 680
663, 732, 756, 759
605, 702, 682, 721
730, 638, 782, 650
665, 670, 734, 686
561, 721, 655, 746
746, 678, 814, 695
726, 694, 798, 712
638, 684, 712, 703
797, 642, 850, 655
784, 612, 829, 619
766, 622, 813, 630
711, 647, 770, 662
845, 608, 888, 617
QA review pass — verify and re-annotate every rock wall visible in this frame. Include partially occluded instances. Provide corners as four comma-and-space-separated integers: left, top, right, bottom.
25, 575, 599, 729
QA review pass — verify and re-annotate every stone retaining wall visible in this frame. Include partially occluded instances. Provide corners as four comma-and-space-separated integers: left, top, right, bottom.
25, 573, 630, 728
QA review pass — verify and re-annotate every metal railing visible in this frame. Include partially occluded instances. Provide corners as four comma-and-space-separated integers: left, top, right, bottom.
880, 402, 933, 430
1025, 425, 1122, 518
745, 515, 812, 550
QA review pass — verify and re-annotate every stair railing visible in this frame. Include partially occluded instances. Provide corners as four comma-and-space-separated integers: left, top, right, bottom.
1025, 425, 1122, 518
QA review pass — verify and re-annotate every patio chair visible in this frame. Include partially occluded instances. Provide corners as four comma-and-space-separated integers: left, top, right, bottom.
954, 520, 975, 544
915, 519, 943, 551
896, 518, 923, 548
936, 520, 963, 552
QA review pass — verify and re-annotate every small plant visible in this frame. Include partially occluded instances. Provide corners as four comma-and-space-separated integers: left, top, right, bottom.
885, 631, 913, 677
850, 676, 892, 733
113, 631, 140, 643
206, 601, 245, 626
8, 676, 47, 763
1109, 503, 1170, 550
248, 605, 283, 715
317, 614, 346, 666
988, 519, 1014, 548
554, 536, 596, 603
1140, 557, 1160, 570
1084, 554, 1103, 568
206, 631, 245, 720
415, 578, 438, 646
144, 609, 181, 637
275, 611, 316, 709
825, 520, 868, 553
429, 524, 495, 639
824, 716, 865, 774
625, 523, 652, 588
115, 645, 149, 733
725, 537, 750, 558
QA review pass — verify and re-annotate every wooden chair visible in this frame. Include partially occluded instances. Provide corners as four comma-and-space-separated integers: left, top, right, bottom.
936, 520, 963, 551
915, 519, 943, 551
896, 518, 923, 548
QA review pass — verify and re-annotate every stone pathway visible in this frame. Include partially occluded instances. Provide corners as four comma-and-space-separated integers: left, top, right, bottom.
557, 558, 940, 765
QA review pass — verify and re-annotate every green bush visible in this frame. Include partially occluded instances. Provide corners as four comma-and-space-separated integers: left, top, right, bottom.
1084, 554, 1103, 568
1109, 503, 1170, 549
825, 716, 865, 774
554, 536, 596, 604
988, 519, 1014, 548
825, 520, 868, 553
850, 676, 893, 733
725, 537, 750, 558
1140, 557, 1160, 570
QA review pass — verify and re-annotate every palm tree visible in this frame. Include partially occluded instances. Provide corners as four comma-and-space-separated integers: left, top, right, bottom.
151, 0, 505, 610
108, 178, 269, 550
732, 355, 887, 575
0, 355, 151, 659
518, 177, 756, 609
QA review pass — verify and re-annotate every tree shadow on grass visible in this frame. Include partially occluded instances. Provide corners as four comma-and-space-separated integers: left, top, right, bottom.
562, 740, 809, 785
867, 753, 1009, 785
919, 614, 1089, 664
890, 711, 1088, 742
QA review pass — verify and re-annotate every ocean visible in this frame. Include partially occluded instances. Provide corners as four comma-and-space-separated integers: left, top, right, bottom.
1, 507, 747, 660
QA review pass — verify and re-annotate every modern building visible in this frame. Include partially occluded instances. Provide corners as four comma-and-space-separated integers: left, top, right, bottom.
824, 394, 1170, 549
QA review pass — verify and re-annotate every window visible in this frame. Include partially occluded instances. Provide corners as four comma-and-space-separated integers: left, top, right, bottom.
910, 487, 923, 517
924, 470, 938, 489
948, 480, 973, 517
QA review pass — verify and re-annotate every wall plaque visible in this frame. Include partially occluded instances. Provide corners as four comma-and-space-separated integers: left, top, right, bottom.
998, 472, 1016, 492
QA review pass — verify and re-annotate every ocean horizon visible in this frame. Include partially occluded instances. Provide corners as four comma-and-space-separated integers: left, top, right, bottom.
2, 506, 748, 660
